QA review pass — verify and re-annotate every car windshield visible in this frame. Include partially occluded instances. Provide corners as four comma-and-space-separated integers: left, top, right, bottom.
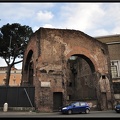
68, 103, 75, 106
66, 102, 75, 106
65, 102, 88, 106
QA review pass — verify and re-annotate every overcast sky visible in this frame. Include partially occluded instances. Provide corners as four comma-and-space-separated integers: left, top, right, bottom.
0, 2, 120, 69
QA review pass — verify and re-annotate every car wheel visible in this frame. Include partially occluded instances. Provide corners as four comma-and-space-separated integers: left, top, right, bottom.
68, 110, 72, 115
85, 109, 90, 114
116, 111, 120, 113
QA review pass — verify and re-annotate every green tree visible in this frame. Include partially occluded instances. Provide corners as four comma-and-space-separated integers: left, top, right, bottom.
0, 23, 33, 86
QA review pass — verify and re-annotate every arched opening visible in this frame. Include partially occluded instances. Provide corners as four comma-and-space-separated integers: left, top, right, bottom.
66, 54, 97, 101
24, 50, 34, 86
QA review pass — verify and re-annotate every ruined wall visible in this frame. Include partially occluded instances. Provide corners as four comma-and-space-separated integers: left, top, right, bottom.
21, 28, 115, 112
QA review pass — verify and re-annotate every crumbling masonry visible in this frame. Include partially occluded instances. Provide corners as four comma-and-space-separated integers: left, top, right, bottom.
21, 27, 115, 112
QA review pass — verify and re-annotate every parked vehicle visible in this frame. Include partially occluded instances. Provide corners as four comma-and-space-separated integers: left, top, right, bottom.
59, 101, 90, 115
115, 104, 120, 113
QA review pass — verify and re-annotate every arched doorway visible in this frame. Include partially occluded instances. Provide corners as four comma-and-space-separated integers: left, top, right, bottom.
22, 50, 34, 86
66, 54, 97, 104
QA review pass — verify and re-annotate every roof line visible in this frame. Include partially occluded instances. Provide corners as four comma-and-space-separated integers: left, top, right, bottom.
106, 41, 120, 45
94, 34, 120, 38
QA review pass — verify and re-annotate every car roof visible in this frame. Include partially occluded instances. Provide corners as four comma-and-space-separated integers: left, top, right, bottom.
72, 101, 88, 104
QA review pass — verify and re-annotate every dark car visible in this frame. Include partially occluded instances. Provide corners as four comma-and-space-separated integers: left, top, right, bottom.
115, 104, 120, 113
60, 101, 90, 115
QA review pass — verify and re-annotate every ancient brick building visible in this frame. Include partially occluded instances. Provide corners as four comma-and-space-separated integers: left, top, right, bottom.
21, 27, 115, 112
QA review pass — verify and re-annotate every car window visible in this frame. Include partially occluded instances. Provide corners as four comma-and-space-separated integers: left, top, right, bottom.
74, 102, 80, 107
80, 102, 86, 106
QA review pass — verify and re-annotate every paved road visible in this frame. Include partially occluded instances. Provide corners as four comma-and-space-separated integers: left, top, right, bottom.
0, 110, 120, 118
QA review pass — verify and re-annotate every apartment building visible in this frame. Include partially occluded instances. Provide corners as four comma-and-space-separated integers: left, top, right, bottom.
0, 66, 22, 86
95, 34, 120, 101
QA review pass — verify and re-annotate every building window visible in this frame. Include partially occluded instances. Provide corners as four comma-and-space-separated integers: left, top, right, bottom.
111, 60, 120, 78
13, 79, 16, 84
3, 79, 6, 85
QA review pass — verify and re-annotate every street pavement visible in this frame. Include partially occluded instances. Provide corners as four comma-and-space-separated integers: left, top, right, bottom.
0, 110, 119, 118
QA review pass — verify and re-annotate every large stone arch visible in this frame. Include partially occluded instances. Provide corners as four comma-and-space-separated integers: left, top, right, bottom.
66, 46, 98, 71
21, 31, 40, 86
64, 46, 114, 110
22, 50, 34, 86
21, 27, 115, 112
65, 54, 98, 108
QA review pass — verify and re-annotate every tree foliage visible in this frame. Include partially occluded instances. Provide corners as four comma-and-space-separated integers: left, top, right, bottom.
0, 23, 33, 86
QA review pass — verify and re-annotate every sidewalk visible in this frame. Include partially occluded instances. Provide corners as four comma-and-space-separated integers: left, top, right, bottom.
0, 110, 114, 114
0, 110, 60, 115
0, 110, 116, 118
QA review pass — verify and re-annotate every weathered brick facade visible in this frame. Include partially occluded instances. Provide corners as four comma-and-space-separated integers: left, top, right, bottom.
21, 28, 115, 112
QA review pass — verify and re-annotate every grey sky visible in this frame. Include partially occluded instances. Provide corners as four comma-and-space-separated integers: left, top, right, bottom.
0, 2, 120, 69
